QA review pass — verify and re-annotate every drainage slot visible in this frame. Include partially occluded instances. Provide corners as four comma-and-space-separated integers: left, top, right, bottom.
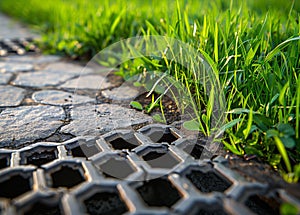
183, 144, 212, 159
194, 207, 228, 215
50, 165, 85, 189
98, 157, 136, 179
108, 136, 139, 150
24, 202, 61, 215
26, 150, 57, 167
186, 170, 232, 193
136, 178, 181, 207
84, 192, 128, 215
148, 130, 178, 144
245, 195, 280, 215
0, 174, 31, 199
0, 154, 10, 169
67, 142, 101, 158
142, 150, 179, 169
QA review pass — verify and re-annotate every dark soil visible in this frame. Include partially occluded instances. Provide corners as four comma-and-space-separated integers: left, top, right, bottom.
134, 92, 181, 125
24, 202, 61, 215
186, 170, 232, 193
225, 155, 300, 199
136, 178, 181, 207
84, 192, 128, 215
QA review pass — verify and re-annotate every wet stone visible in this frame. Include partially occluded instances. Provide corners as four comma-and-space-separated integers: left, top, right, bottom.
102, 85, 140, 101
61, 104, 152, 136
32, 90, 94, 106
3, 55, 61, 64
0, 73, 12, 84
60, 75, 112, 90
12, 70, 76, 87
0, 85, 25, 107
0, 62, 33, 73
44, 62, 94, 76
0, 106, 65, 147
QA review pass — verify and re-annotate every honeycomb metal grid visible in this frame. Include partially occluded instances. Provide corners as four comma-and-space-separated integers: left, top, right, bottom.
0, 38, 39, 56
0, 124, 299, 215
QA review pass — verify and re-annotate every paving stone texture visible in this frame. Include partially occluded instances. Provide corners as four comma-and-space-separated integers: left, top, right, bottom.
0, 12, 299, 215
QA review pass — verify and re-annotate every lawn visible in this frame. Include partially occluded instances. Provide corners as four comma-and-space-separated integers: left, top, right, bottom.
0, 0, 299, 182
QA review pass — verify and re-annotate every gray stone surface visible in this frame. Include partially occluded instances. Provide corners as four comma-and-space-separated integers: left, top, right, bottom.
60, 75, 112, 90
0, 106, 65, 147
102, 85, 140, 100
12, 70, 76, 87
0, 62, 34, 73
32, 90, 94, 106
3, 55, 61, 64
0, 85, 25, 107
61, 104, 152, 136
44, 62, 94, 76
0, 73, 12, 84
0, 13, 38, 39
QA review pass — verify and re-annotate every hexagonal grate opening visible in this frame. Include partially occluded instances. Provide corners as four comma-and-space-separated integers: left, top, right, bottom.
0, 154, 10, 169
142, 150, 180, 169
183, 144, 212, 159
23, 202, 62, 215
147, 130, 178, 144
188, 201, 229, 215
186, 170, 232, 193
245, 194, 280, 215
136, 178, 181, 208
50, 165, 85, 189
0, 173, 32, 199
83, 192, 128, 215
66, 141, 101, 158
107, 136, 140, 150
98, 157, 136, 179
21, 148, 58, 167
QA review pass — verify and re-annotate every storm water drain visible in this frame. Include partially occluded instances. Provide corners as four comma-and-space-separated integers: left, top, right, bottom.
23, 202, 62, 215
21, 148, 58, 167
142, 150, 180, 169
50, 165, 85, 189
186, 170, 232, 193
83, 192, 128, 215
0, 174, 32, 199
0, 154, 10, 169
136, 178, 181, 207
245, 194, 280, 215
66, 141, 101, 158
98, 157, 136, 179
147, 130, 178, 144
107, 136, 140, 150
0, 38, 39, 56
183, 144, 212, 159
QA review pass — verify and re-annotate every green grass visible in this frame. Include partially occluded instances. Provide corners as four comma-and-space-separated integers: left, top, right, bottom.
1, 0, 299, 182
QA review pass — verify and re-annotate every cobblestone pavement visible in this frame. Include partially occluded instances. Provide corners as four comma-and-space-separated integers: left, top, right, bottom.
0, 13, 300, 215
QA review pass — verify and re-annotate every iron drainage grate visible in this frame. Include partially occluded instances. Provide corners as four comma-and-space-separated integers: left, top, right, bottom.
0, 124, 299, 214
0, 38, 39, 56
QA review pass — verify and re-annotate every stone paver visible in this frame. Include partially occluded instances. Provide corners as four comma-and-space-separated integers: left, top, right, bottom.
32, 90, 94, 106
0, 106, 65, 147
0, 13, 38, 39
0, 62, 34, 73
0, 85, 25, 107
102, 85, 140, 100
61, 104, 152, 136
44, 62, 94, 76
60, 74, 112, 90
0, 73, 12, 84
3, 55, 61, 64
12, 70, 76, 87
